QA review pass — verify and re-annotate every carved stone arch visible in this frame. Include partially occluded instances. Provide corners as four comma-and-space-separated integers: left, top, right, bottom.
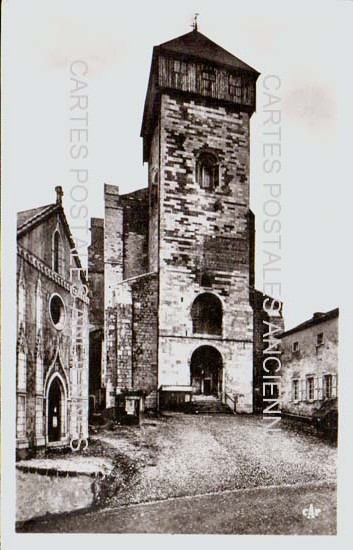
45, 371, 68, 443
44, 347, 70, 401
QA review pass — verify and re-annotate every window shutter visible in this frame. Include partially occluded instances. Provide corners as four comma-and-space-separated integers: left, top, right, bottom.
314, 377, 319, 400
317, 376, 323, 400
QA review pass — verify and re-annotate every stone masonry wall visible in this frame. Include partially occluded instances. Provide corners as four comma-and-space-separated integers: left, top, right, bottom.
159, 338, 253, 413
88, 218, 104, 328
105, 307, 118, 396
157, 93, 254, 412
104, 185, 124, 308
118, 188, 149, 280
113, 274, 158, 408
130, 273, 158, 408
148, 123, 160, 272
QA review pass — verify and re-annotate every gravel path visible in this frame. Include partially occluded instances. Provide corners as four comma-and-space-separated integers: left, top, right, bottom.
92, 414, 336, 507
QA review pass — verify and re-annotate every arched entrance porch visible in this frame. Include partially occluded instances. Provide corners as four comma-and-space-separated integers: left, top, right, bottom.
190, 346, 223, 396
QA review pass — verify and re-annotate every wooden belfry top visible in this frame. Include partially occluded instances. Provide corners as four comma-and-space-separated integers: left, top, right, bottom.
141, 29, 260, 161
158, 29, 259, 74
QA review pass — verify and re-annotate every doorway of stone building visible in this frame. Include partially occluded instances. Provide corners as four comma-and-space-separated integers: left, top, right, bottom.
48, 377, 62, 442
190, 345, 223, 396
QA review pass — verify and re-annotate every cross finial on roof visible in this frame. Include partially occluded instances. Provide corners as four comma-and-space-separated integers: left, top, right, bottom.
55, 186, 64, 205
191, 13, 199, 32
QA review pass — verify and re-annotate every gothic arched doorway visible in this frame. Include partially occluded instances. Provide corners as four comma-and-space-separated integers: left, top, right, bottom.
190, 346, 223, 396
47, 377, 64, 442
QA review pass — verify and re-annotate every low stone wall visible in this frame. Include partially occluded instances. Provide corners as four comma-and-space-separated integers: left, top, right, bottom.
16, 470, 95, 522
16, 456, 114, 523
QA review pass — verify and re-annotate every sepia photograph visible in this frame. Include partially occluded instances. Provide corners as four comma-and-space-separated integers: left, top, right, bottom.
2, 0, 353, 545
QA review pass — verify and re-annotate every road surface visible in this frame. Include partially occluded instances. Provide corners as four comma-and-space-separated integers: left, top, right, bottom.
17, 482, 336, 535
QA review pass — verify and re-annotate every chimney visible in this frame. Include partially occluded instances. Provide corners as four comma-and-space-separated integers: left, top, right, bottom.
313, 312, 324, 319
55, 186, 64, 205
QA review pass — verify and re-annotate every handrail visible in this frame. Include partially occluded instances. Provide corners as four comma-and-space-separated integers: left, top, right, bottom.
222, 391, 237, 414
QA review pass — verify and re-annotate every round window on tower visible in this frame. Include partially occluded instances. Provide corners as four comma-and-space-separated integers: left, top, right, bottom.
49, 294, 66, 330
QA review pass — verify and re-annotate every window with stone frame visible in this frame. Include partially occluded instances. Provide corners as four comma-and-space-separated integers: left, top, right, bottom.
292, 341, 300, 353
196, 152, 219, 190
49, 293, 67, 330
316, 332, 324, 346
191, 293, 222, 336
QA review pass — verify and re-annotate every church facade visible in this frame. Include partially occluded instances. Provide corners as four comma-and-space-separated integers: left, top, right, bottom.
17, 187, 89, 456
88, 29, 282, 414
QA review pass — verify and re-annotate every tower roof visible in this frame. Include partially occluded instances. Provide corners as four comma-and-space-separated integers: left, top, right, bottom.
141, 28, 260, 161
157, 29, 259, 74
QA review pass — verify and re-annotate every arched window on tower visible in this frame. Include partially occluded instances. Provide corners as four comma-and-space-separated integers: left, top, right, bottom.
191, 293, 222, 336
196, 152, 219, 190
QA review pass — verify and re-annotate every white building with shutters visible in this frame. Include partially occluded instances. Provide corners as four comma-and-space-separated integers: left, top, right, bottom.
279, 308, 338, 423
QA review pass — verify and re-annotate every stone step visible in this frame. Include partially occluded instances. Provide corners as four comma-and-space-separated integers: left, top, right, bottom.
188, 398, 234, 415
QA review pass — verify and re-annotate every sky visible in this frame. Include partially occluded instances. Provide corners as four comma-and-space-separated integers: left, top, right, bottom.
3, 0, 351, 329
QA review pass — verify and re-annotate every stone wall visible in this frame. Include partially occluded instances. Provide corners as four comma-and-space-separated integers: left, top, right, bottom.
105, 307, 118, 395
114, 274, 158, 409
158, 337, 253, 413
118, 188, 149, 279
88, 218, 104, 328
130, 273, 158, 408
148, 123, 160, 272
156, 92, 254, 412
104, 185, 124, 308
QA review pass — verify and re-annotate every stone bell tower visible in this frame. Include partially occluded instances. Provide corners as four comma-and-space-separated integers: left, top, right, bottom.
141, 28, 259, 412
